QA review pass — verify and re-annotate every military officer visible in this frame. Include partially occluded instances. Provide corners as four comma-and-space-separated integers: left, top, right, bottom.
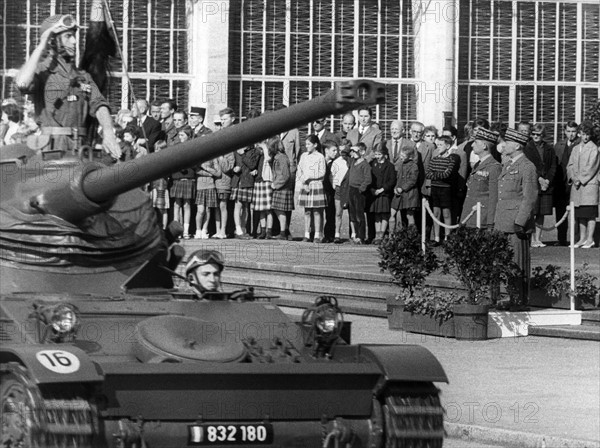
460, 128, 502, 228
494, 128, 539, 306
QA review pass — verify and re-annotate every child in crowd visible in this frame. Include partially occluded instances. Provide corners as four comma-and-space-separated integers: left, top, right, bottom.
270, 136, 294, 240
298, 135, 327, 242
567, 120, 599, 249
390, 145, 420, 229
426, 135, 460, 245
231, 144, 261, 238
253, 139, 274, 239
194, 157, 221, 239
170, 125, 195, 238
214, 152, 235, 238
326, 141, 349, 244
151, 140, 170, 228
347, 142, 372, 244
369, 147, 396, 244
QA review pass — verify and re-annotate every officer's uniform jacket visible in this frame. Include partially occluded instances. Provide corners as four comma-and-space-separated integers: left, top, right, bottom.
494, 154, 539, 233
460, 154, 501, 227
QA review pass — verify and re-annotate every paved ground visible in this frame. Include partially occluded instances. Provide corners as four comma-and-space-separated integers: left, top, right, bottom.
282, 307, 600, 446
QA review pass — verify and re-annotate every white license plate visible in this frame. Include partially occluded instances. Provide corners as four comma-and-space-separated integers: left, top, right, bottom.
188, 423, 274, 445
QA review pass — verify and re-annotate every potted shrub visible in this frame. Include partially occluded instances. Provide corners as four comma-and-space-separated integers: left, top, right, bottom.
530, 263, 600, 310
401, 287, 463, 337
378, 226, 439, 330
441, 226, 520, 340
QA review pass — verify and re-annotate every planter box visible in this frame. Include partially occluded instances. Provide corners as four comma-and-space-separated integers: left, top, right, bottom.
528, 288, 597, 310
401, 311, 455, 338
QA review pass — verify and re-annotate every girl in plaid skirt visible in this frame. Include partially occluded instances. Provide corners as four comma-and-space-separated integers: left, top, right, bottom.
194, 158, 221, 239
170, 126, 195, 238
151, 140, 169, 228
298, 135, 327, 242
270, 137, 294, 240
252, 140, 274, 239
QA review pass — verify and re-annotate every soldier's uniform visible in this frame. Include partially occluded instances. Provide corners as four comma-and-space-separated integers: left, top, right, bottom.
461, 155, 502, 227
494, 129, 539, 305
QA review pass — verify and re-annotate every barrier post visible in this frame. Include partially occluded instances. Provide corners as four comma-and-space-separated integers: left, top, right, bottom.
421, 198, 427, 253
569, 201, 575, 311
476, 202, 482, 228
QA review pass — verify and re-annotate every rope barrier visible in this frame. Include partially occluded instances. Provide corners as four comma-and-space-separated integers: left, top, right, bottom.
422, 199, 477, 229
535, 207, 570, 231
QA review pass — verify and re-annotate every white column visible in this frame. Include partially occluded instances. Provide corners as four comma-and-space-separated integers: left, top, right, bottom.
188, 0, 230, 123
414, 0, 457, 129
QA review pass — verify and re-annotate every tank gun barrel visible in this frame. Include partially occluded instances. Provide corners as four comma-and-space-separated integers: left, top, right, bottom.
13, 80, 384, 223
83, 80, 384, 204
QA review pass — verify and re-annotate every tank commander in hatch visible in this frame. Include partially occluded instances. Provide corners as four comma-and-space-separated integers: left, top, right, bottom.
15, 13, 121, 159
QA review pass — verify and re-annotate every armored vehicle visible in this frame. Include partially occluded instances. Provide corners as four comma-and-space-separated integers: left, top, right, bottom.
0, 80, 447, 447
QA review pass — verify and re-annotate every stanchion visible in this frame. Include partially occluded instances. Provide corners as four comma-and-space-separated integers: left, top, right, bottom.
569, 201, 575, 311
476, 202, 481, 229
421, 198, 427, 253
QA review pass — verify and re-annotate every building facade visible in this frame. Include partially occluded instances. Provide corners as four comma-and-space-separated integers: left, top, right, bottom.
1, 0, 598, 141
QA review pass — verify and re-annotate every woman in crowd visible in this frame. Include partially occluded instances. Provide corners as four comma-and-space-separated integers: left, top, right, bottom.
194, 155, 221, 239
213, 152, 235, 239
151, 140, 170, 228
253, 139, 274, 239
567, 120, 599, 249
297, 135, 327, 242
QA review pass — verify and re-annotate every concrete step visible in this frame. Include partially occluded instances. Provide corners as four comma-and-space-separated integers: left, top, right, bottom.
581, 310, 600, 326
528, 324, 600, 341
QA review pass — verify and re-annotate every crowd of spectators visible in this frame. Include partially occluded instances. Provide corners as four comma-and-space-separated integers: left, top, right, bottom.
2, 97, 598, 247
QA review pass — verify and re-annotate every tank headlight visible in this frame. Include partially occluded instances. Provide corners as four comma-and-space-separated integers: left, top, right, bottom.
51, 305, 79, 334
316, 313, 338, 335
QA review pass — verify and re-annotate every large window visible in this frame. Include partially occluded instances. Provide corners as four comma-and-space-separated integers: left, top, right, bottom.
1, 0, 190, 112
228, 0, 418, 140
458, 0, 599, 141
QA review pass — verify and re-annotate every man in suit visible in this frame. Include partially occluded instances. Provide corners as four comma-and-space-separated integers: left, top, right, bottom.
460, 128, 501, 228
335, 113, 355, 142
312, 117, 340, 149
554, 121, 580, 245
346, 106, 382, 161
133, 98, 162, 153
386, 120, 412, 166
189, 106, 212, 138
494, 128, 539, 306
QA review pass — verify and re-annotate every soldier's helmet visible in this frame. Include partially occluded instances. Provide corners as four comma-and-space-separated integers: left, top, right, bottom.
40, 14, 78, 36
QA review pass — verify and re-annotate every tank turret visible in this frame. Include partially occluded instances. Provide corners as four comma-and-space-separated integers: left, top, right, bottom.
0, 81, 384, 294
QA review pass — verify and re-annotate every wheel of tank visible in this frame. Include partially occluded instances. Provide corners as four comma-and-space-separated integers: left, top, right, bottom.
381, 382, 444, 448
1, 364, 101, 448
1, 367, 44, 448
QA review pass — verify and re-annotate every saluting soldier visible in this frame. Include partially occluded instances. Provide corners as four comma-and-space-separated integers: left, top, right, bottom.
460, 128, 502, 228
494, 128, 539, 306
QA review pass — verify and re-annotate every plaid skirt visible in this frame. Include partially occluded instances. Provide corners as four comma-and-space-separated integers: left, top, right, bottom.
231, 186, 254, 203
252, 181, 273, 211
272, 188, 295, 212
535, 193, 553, 216
152, 188, 170, 210
298, 181, 328, 209
170, 178, 196, 200
196, 188, 218, 207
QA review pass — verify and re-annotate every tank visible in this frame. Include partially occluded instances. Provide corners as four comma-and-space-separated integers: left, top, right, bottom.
0, 80, 447, 448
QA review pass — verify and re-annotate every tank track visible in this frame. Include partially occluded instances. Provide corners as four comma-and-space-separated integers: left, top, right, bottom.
382, 383, 444, 448
1, 363, 100, 448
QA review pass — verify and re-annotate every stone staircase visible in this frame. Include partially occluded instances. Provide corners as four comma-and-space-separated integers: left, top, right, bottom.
528, 310, 600, 341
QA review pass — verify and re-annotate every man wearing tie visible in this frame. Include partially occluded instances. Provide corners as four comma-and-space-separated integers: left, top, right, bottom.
494, 128, 539, 307
346, 106, 382, 161
133, 98, 162, 153
312, 117, 340, 149
386, 120, 412, 166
